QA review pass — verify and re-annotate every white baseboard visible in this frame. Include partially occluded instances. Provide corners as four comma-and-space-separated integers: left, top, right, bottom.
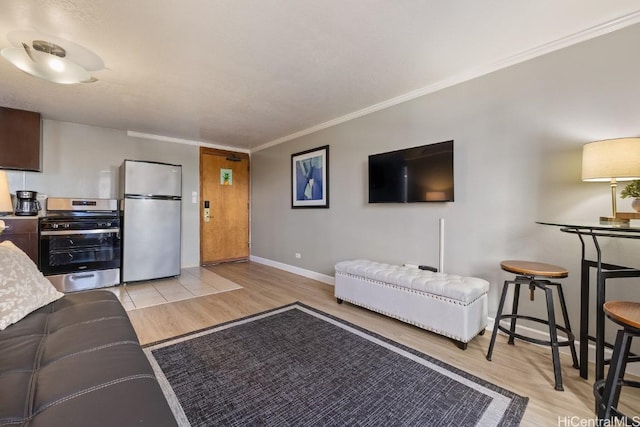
249, 255, 335, 286
486, 317, 640, 377
181, 264, 201, 269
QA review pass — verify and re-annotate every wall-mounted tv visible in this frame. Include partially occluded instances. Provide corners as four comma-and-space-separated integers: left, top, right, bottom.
368, 140, 454, 203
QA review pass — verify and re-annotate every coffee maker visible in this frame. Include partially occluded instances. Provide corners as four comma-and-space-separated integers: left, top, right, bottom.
14, 191, 41, 216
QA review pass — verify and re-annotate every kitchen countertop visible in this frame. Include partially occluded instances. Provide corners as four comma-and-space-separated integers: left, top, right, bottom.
0, 214, 42, 219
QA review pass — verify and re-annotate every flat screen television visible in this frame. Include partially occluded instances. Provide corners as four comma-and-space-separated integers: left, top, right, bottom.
368, 140, 454, 203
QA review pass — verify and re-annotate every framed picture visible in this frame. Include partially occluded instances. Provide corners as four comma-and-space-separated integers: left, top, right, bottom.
291, 145, 329, 208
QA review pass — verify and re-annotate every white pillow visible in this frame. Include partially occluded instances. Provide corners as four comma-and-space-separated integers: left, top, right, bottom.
0, 240, 64, 330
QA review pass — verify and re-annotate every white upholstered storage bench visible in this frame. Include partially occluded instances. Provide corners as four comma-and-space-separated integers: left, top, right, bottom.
334, 259, 490, 349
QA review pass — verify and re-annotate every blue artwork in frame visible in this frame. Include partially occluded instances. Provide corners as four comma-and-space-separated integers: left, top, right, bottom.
291, 145, 329, 208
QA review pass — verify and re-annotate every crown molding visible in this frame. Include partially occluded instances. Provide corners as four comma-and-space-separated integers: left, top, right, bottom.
127, 131, 251, 154
251, 10, 640, 153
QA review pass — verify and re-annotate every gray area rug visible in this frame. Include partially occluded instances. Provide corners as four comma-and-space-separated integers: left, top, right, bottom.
144, 303, 527, 426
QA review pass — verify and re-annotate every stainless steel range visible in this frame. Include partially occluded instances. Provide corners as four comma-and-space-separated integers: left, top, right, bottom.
39, 198, 121, 292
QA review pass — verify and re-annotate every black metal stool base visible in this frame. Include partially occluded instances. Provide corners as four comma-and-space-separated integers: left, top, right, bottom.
594, 327, 640, 424
486, 275, 579, 391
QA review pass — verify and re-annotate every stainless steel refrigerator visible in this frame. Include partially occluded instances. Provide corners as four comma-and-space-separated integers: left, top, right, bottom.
120, 160, 182, 283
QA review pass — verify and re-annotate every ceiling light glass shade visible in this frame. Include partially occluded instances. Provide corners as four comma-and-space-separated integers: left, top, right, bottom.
7, 30, 104, 71
1, 46, 93, 84
582, 138, 640, 182
0, 171, 13, 215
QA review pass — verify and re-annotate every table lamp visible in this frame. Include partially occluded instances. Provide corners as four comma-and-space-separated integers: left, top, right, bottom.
0, 171, 13, 216
582, 138, 640, 225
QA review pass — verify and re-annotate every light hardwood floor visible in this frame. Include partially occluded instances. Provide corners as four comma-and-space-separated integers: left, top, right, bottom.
127, 261, 639, 426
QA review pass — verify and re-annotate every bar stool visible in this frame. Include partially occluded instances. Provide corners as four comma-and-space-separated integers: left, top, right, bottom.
486, 260, 579, 391
594, 301, 640, 424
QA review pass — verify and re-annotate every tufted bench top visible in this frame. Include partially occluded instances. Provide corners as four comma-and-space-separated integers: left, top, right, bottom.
335, 259, 489, 304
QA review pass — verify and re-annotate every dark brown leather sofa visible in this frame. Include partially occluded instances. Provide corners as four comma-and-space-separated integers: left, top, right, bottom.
0, 290, 177, 427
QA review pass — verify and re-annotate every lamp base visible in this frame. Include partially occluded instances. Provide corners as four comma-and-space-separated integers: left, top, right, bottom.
599, 216, 630, 226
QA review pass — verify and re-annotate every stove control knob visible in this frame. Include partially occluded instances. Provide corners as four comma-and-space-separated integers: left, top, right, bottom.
52, 223, 59, 229
63, 223, 70, 229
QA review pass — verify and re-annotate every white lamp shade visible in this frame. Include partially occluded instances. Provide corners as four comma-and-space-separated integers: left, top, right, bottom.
582, 138, 640, 182
0, 171, 13, 214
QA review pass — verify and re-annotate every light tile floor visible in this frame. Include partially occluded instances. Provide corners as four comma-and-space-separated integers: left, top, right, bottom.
102, 267, 243, 311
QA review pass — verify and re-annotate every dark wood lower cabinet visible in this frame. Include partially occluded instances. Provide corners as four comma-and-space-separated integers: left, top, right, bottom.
0, 217, 39, 264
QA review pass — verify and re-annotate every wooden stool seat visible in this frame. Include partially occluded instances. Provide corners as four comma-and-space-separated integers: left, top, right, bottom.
603, 301, 640, 330
500, 260, 568, 278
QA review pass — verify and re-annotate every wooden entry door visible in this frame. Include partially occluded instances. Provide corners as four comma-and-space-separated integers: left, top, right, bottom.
200, 147, 250, 264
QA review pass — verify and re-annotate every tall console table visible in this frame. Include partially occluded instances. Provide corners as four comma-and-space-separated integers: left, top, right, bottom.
537, 221, 640, 381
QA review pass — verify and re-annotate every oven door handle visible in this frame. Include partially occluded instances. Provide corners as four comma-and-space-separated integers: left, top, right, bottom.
40, 228, 120, 236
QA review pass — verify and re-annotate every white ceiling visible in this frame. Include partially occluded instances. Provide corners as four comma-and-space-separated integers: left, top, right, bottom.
1, 1, 640, 152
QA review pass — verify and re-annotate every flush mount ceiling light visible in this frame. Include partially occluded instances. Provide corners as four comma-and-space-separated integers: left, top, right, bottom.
1, 30, 104, 84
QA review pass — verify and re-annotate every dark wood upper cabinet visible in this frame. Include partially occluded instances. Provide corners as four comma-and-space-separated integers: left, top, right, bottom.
0, 106, 42, 171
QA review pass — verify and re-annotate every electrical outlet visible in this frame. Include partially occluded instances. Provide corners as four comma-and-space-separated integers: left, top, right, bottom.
295, 253, 301, 259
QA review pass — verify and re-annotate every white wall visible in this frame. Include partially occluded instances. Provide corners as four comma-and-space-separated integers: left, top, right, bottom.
250, 23, 640, 336
6, 120, 200, 268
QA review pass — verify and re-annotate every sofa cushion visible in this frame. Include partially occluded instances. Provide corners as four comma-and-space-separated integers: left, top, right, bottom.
0, 240, 64, 330
0, 291, 177, 426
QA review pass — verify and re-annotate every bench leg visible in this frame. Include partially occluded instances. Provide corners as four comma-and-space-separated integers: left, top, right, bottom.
456, 331, 485, 349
